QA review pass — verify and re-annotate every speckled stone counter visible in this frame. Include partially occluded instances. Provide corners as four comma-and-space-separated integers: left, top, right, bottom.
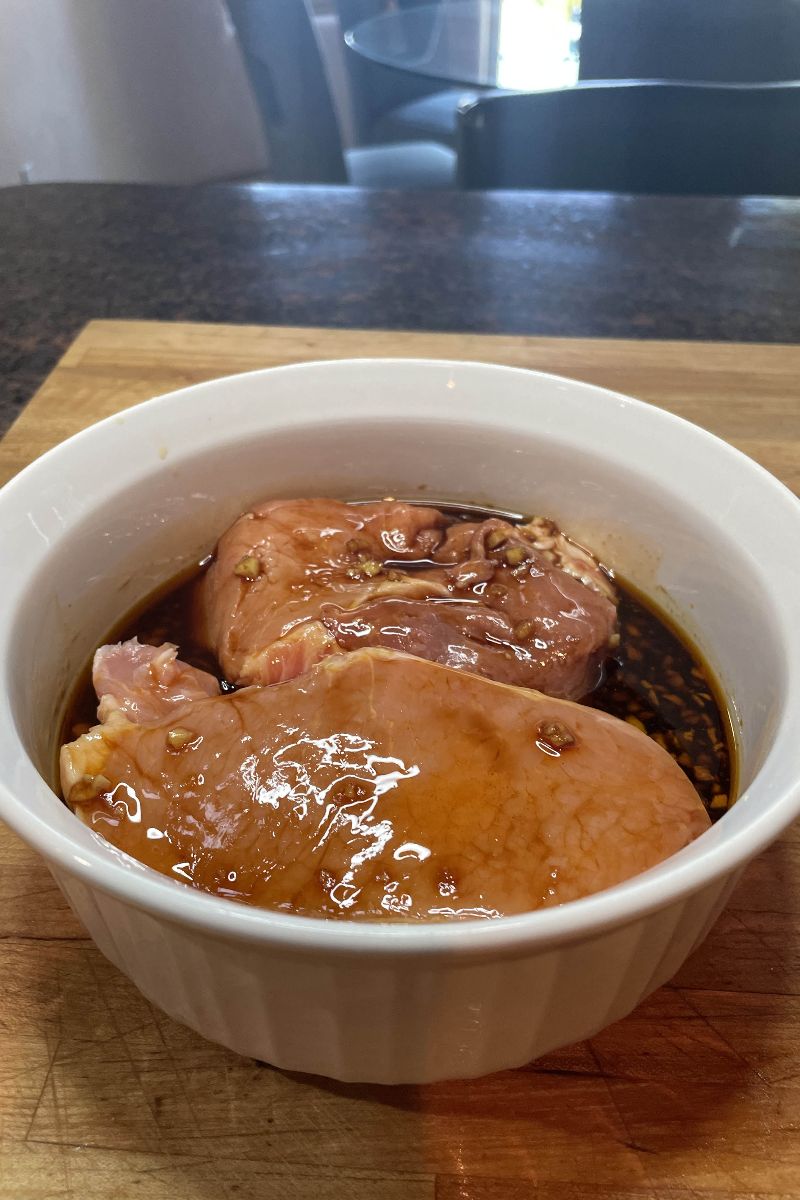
2, 182, 799, 432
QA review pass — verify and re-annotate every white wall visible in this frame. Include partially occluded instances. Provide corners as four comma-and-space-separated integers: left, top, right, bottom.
0, 0, 269, 186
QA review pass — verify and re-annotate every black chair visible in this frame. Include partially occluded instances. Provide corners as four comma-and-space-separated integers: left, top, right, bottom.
335, 0, 476, 150
458, 81, 800, 195
579, 0, 800, 84
226, 0, 456, 187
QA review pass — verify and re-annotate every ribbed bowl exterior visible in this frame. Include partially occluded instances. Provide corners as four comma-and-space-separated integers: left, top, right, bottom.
52, 866, 740, 1083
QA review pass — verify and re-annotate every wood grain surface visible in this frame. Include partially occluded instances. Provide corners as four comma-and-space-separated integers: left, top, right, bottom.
2, 319, 799, 1200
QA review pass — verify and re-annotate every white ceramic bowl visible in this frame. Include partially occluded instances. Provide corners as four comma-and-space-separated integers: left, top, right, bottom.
1, 358, 799, 1084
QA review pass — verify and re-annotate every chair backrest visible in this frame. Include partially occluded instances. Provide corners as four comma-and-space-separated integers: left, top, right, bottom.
579, 0, 800, 84
226, 0, 347, 183
458, 81, 800, 195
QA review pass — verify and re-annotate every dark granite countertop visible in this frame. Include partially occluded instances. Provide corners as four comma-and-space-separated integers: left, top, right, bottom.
2, 182, 799, 432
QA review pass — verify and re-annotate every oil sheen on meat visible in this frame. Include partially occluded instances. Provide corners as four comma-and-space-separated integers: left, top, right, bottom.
61, 643, 710, 920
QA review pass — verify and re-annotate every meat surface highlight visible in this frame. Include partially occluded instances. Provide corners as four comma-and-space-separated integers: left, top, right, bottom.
193, 499, 617, 700
61, 645, 709, 920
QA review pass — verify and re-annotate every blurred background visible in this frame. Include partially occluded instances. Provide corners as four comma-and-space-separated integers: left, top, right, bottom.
1, 0, 798, 194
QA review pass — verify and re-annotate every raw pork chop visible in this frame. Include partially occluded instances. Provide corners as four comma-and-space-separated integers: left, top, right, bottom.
193, 499, 617, 700
61, 645, 709, 920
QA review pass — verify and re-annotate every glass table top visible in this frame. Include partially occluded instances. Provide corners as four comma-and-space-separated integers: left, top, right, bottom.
346, 0, 582, 91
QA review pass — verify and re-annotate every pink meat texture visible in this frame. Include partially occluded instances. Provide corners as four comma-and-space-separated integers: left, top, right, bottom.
93, 639, 219, 724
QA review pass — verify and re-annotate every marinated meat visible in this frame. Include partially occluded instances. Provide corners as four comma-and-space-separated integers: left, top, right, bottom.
62, 646, 709, 920
194, 499, 617, 700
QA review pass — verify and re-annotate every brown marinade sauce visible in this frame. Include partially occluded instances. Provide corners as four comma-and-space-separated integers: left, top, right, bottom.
62, 504, 735, 821
587, 585, 733, 818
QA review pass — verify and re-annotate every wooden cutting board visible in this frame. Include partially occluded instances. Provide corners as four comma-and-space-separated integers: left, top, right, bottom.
2, 319, 800, 1200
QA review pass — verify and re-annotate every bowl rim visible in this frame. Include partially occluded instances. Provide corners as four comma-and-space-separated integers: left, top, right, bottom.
1, 355, 799, 958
